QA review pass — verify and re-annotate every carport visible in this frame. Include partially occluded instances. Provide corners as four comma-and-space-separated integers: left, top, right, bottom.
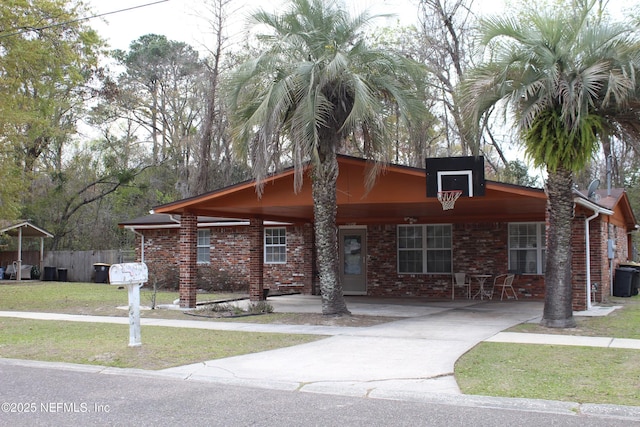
0, 221, 53, 281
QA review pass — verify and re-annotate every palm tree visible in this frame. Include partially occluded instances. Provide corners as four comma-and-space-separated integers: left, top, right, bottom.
226, 0, 426, 315
461, 1, 640, 328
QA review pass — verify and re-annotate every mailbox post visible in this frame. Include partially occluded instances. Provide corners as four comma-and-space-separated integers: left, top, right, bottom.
108, 263, 148, 347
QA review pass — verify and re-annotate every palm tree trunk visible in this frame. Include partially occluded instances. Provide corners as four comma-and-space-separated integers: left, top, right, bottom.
541, 166, 576, 328
312, 148, 350, 316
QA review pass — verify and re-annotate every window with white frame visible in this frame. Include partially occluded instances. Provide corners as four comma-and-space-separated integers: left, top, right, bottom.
397, 224, 452, 274
197, 229, 210, 264
508, 223, 545, 274
264, 227, 287, 264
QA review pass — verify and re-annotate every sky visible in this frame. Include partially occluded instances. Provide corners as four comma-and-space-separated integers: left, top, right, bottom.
86, 0, 434, 53
83, 0, 632, 172
85, 0, 633, 54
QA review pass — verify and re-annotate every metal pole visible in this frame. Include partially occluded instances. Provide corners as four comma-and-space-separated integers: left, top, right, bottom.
607, 155, 612, 197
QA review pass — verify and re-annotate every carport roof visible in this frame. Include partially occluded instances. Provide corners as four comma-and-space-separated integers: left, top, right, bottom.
0, 221, 53, 238
152, 155, 548, 225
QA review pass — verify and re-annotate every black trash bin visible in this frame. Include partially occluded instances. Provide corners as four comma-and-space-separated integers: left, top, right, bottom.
57, 268, 68, 282
93, 263, 111, 283
619, 263, 640, 296
614, 267, 635, 297
43, 266, 56, 281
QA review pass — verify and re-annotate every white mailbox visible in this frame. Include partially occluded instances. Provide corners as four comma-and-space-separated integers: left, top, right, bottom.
109, 263, 148, 347
109, 262, 148, 285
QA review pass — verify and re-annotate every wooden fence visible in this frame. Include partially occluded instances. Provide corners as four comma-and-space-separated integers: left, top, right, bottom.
1, 250, 136, 282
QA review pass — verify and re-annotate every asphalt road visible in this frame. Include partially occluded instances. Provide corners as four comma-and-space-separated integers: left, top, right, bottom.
0, 362, 637, 427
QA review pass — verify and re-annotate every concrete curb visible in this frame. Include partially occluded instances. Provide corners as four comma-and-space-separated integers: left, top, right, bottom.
2, 358, 639, 422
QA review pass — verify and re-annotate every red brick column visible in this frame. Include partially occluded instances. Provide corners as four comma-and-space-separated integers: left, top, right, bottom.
249, 218, 264, 301
179, 212, 197, 308
303, 223, 314, 295
571, 215, 587, 312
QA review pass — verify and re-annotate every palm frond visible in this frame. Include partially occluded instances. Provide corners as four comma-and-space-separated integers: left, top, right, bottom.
225, 0, 427, 193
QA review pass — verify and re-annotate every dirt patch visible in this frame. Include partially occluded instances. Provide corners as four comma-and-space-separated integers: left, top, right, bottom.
182, 309, 399, 327
248, 312, 399, 327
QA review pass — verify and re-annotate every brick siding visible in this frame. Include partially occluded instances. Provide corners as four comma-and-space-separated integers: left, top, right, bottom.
137, 215, 623, 309
138, 224, 314, 295
367, 223, 545, 299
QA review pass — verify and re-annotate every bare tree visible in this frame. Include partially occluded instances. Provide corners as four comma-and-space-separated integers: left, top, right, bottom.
195, 0, 230, 194
418, 0, 477, 155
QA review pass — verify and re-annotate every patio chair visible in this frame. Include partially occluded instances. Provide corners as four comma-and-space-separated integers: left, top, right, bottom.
8, 261, 18, 280
452, 272, 471, 300
492, 274, 517, 300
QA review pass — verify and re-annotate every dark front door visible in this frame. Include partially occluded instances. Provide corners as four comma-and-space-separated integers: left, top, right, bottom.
339, 228, 367, 295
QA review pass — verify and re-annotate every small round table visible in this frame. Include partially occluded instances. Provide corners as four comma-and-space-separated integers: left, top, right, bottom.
472, 274, 493, 300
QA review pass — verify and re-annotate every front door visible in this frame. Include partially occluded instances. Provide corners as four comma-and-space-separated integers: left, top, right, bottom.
339, 228, 367, 295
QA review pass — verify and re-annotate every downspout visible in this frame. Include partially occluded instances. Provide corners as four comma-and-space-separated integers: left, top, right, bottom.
133, 230, 145, 263
125, 227, 145, 263
585, 210, 599, 310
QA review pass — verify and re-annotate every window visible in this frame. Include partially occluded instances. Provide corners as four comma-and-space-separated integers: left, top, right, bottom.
197, 229, 210, 264
264, 227, 286, 264
398, 225, 452, 274
508, 223, 545, 274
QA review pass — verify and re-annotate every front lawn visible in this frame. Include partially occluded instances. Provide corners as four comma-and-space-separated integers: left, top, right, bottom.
0, 281, 232, 316
455, 297, 640, 406
0, 317, 319, 370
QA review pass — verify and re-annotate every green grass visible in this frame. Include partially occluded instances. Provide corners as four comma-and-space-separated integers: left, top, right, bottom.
455, 297, 640, 406
508, 297, 640, 339
0, 317, 319, 370
0, 281, 233, 316
456, 343, 640, 406
0, 282, 321, 369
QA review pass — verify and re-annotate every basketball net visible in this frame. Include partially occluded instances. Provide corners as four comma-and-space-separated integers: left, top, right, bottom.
437, 190, 462, 210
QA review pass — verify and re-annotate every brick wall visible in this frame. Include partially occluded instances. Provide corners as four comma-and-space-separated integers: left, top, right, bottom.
137, 216, 623, 307
366, 223, 545, 299
138, 224, 313, 294
263, 224, 314, 294
139, 229, 180, 289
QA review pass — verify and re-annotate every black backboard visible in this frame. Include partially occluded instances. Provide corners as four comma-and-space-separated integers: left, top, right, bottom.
426, 156, 485, 198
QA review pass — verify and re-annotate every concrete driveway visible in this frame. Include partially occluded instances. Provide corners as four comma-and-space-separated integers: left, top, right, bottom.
163, 295, 544, 398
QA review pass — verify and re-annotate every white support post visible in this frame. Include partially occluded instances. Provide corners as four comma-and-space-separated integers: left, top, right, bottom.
109, 263, 148, 347
127, 283, 143, 347
17, 227, 22, 281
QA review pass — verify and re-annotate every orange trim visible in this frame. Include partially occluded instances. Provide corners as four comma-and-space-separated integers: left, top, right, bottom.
153, 156, 550, 224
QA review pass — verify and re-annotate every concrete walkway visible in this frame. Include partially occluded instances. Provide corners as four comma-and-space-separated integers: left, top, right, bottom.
2, 295, 638, 399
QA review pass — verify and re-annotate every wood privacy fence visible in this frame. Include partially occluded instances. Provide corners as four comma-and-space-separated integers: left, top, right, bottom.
1, 250, 136, 282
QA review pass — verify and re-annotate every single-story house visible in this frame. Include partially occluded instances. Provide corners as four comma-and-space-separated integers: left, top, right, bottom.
120, 155, 638, 311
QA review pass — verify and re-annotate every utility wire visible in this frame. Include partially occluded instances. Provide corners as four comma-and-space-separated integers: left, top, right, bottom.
0, 0, 170, 40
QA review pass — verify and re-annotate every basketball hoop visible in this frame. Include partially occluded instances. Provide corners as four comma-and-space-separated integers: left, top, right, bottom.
437, 190, 462, 210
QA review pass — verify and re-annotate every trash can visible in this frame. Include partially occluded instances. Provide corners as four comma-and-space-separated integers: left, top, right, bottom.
93, 263, 111, 283
43, 266, 57, 281
57, 268, 68, 282
619, 263, 640, 296
614, 267, 635, 297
